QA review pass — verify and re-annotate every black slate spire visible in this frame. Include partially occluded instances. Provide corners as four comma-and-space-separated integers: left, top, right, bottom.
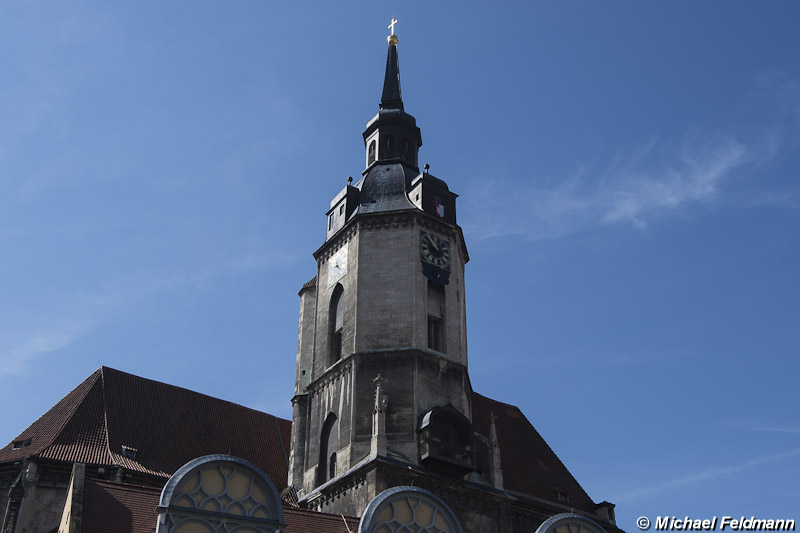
380, 37, 403, 110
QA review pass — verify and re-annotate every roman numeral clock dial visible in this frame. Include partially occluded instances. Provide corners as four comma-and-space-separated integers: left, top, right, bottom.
420, 231, 451, 286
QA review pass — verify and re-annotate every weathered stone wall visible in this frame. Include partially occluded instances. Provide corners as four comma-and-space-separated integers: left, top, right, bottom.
355, 219, 417, 352
295, 285, 316, 394
6, 461, 71, 533
303, 359, 355, 494
312, 230, 358, 379
297, 211, 472, 495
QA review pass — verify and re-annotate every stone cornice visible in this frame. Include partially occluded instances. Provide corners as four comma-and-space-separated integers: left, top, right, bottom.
313, 210, 469, 266
306, 358, 354, 397
314, 224, 357, 263
305, 349, 470, 398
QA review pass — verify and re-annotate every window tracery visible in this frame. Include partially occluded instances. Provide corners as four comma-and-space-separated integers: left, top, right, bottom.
156, 455, 284, 533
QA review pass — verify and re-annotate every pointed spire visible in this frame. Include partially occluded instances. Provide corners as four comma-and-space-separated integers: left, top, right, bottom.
381, 19, 403, 110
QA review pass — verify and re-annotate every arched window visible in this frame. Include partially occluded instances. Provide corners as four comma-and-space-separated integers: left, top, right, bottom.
156, 455, 285, 532
329, 284, 344, 365
368, 140, 376, 165
359, 486, 463, 533
401, 137, 413, 163
382, 135, 395, 159
427, 282, 445, 352
318, 413, 338, 485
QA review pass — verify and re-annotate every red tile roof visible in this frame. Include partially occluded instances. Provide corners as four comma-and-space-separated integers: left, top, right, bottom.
472, 392, 596, 512
0, 367, 290, 486
82, 479, 159, 533
299, 276, 317, 294
2, 366, 602, 524
284, 507, 361, 533
81, 479, 360, 533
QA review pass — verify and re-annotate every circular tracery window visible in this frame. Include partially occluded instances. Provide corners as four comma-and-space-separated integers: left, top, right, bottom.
359, 486, 462, 533
535, 513, 608, 533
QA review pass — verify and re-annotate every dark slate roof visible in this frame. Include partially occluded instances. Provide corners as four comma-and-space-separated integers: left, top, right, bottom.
81, 478, 360, 533
472, 392, 596, 513
354, 162, 418, 215
83, 479, 159, 533
381, 42, 403, 110
0, 367, 291, 486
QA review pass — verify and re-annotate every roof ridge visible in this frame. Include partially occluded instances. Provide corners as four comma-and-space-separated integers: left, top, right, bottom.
0, 368, 103, 459
99, 367, 116, 469
99, 366, 289, 422
51, 368, 104, 447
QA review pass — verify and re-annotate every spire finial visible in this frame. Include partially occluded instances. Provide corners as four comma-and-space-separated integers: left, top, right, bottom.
387, 17, 398, 45
381, 18, 403, 110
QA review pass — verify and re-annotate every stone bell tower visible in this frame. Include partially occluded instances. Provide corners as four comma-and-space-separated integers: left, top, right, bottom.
287, 23, 476, 516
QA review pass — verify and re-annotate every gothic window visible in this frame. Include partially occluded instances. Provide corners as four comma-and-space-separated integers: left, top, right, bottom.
427, 282, 444, 352
368, 140, 376, 165
359, 486, 463, 533
382, 135, 395, 159
329, 284, 344, 365
533, 513, 609, 533
155, 455, 285, 533
318, 413, 338, 485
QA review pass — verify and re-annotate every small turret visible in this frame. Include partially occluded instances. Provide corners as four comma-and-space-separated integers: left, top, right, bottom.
362, 21, 422, 171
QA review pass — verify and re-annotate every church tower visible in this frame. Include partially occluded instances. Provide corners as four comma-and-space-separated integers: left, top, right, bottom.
288, 24, 474, 513
286, 24, 622, 533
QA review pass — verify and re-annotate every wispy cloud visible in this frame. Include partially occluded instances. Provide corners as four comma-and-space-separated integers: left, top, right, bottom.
722, 420, 800, 435
602, 135, 748, 227
463, 134, 750, 241
0, 321, 90, 377
530, 350, 664, 369
614, 446, 800, 503
463, 69, 800, 243
1, 250, 298, 376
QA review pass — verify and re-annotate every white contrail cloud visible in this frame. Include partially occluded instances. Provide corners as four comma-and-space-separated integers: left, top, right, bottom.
613, 446, 800, 503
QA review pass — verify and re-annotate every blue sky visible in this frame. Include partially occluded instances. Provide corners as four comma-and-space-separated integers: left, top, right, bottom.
1, 1, 798, 528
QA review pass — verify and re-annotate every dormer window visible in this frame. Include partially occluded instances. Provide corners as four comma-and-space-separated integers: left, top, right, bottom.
368, 140, 376, 165
11, 438, 31, 450
121, 445, 138, 460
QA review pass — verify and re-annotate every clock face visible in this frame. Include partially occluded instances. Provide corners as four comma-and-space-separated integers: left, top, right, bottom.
420, 231, 451, 270
328, 247, 348, 286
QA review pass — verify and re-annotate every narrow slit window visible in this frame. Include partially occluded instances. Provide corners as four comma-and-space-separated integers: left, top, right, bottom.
329, 284, 345, 365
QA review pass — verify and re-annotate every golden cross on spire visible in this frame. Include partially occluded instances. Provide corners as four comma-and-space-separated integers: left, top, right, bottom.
387, 17, 399, 45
